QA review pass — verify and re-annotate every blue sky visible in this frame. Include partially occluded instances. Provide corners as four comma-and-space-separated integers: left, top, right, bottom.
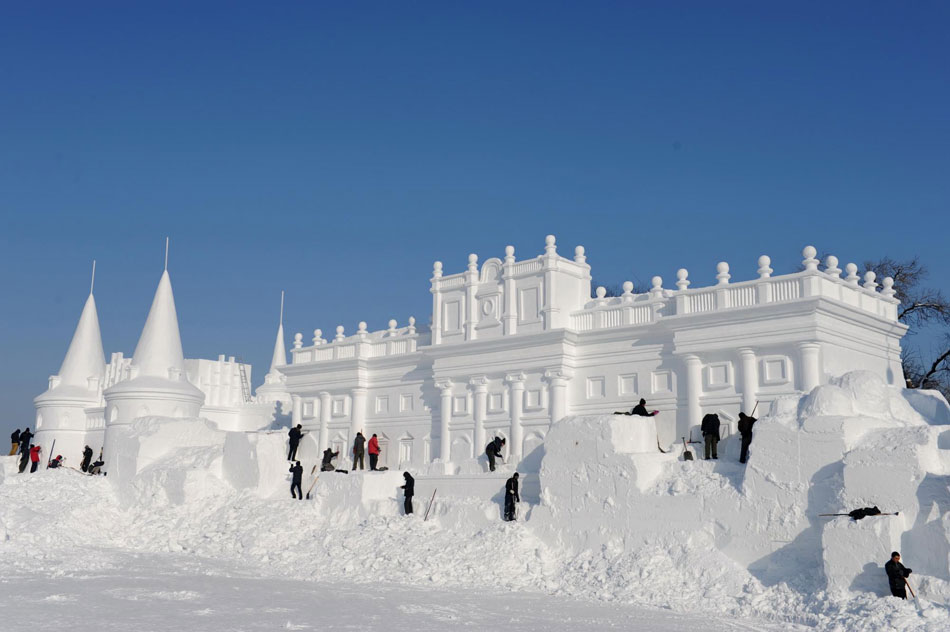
2, 1, 948, 433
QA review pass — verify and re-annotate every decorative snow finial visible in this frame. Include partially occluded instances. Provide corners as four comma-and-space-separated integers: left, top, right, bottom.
676, 268, 690, 291
622, 281, 634, 296
433, 261, 443, 278
596, 286, 607, 300
716, 262, 731, 285
335, 325, 345, 342
90, 259, 97, 295
357, 321, 368, 337
504, 245, 515, 264
545, 234, 557, 255
312, 329, 324, 345
757, 256, 772, 279
574, 245, 586, 264
650, 276, 664, 299
802, 246, 819, 272
387, 319, 397, 335
824, 255, 841, 277
881, 277, 896, 299
467, 253, 478, 272
293, 333, 303, 349
863, 270, 878, 291
164, 237, 170, 271
408, 316, 416, 334
845, 263, 860, 286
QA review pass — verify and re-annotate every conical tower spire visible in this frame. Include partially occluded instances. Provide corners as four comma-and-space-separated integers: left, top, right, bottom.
56, 264, 106, 388
132, 269, 185, 379
269, 291, 287, 372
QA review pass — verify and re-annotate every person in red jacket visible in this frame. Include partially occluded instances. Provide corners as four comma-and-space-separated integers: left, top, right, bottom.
368, 434, 381, 471
29, 444, 42, 473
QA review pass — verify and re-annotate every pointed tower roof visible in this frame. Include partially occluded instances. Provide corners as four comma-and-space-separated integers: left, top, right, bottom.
269, 322, 287, 372
56, 292, 106, 389
131, 270, 185, 379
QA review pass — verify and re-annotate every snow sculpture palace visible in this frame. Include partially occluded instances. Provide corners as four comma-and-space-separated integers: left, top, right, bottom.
33, 236, 906, 472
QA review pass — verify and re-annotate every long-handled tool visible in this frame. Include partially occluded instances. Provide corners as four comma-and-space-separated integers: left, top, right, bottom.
905, 577, 921, 608
423, 488, 437, 521
305, 465, 319, 499
682, 437, 694, 461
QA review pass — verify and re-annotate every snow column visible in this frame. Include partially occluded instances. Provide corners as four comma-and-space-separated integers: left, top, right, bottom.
684, 355, 702, 434
350, 387, 367, 444
545, 369, 573, 425
506, 372, 525, 460
464, 254, 478, 341
437, 379, 452, 469
502, 246, 517, 335
291, 395, 302, 427
799, 343, 821, 392
431, 262, 443, 346
738, 348, 757, 415
471, 376, 488, 458
318, 391, 331, 452
540, 235, 560, 330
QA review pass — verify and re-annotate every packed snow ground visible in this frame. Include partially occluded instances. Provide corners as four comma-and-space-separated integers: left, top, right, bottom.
3, 372, 950, 631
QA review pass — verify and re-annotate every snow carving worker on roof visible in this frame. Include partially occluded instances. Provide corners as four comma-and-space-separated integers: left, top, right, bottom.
631, 398, 658, 417
352, 431, 366, 470
289, 461, 304, 500
321, 447, 339, 472
486, 436, 506, 472
701, 413, 720, 460
81, 445, 94, 472
287, 424, 303, 461
29, 444, 42, 473
9, 428, 20, 456
368, 433, 381, 471
18, 444, 30, 473
885, 552, 912, 599
18, 427, 33, 456
737, 412, 757, 464
400, 471, 414, 515
504, 472, 520, 521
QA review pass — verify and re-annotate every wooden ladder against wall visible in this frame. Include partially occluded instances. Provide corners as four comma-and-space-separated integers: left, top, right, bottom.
237, 360, 252, 403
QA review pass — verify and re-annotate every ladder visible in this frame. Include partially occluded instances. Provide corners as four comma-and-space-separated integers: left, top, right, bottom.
237, 360, 252, 403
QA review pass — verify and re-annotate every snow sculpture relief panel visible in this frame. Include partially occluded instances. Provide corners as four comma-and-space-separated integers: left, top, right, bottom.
519, 287, 541, 323
705, 362, 733, 390
443, 301, 462, 333
619, 374, 638, 396
761, 357, 790, 385
399, 393, 413, 412
586, 376, 606, 399
651, 371, 673, 394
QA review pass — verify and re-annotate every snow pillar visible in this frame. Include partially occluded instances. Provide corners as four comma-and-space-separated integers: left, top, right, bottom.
464, 254, 478, 341
431, 262, 443, 345
506, 372, 526, 459
502, 246, 517, 335
738, 348, 758, 414
350, 387, 367, 442
545, 368, 573, 425
436, 379, 453, 465
540, 235, 560, 330
684, 354, 702, 433
291, 395, 302, 427
471, 376, 488, 458
318, 391, 331, 452
799, 342, 821, 392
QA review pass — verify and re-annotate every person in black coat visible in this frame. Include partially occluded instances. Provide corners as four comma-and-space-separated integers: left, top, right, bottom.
630, 399, 658, 417
504, 472, 520, 521
321, 448, 339, 472
18, 446, 30, 473
485, 436, 506, 472
352, 432, 366, 470
289, 461, 304, 499
9, 428, 20, 456
400, 471, 415, 515
737, 413, 757, 464
81, 445, 94, 472
18, 428, 33, 455
287, 425, 303, 461
701, 413, 720, 460
885, 551, 912, 599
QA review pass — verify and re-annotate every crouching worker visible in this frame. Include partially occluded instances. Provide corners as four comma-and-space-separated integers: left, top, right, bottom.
321, 448, 339, 472
289, 461, 304, 500
885, 552, 912, 599
48, 455, 64, 469
504, 472, 520, 521
401, 471, 415, 515
88, 459, 105, 476
485, 436, 506, 472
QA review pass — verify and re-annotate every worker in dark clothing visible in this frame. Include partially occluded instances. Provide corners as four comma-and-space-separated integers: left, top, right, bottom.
49, 455, 63, 469
18, 447, 30, 473
352, 432, 366, 470
19, 428, 33, 455
9, 428, 20, 456
485, 436, 506, 472
885, 552, 912, 599
737, 412, 757, 464
287, 425, 303, 461
88, 459, 105, 475
400, 471, 415, 515
321, 448, 340, 472
504, 472, 520, 521
631, 398, 658, 417
368, 434, 381, 471
289, 461, 304, 499
29, 445, 41, 473
81, 445, 94, 472
701, 413, 720, 460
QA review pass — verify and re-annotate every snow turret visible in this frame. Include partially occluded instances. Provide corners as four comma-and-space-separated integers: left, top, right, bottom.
255, 291, 291, 409
34, 264, 107, 460
103, 267, 204, 427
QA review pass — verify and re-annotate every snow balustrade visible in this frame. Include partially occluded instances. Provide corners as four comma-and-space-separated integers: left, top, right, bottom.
290, 318, 428, 364
570, 247, 899, 333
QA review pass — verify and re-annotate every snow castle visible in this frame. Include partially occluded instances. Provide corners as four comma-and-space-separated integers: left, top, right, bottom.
33, 237, 906, 473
